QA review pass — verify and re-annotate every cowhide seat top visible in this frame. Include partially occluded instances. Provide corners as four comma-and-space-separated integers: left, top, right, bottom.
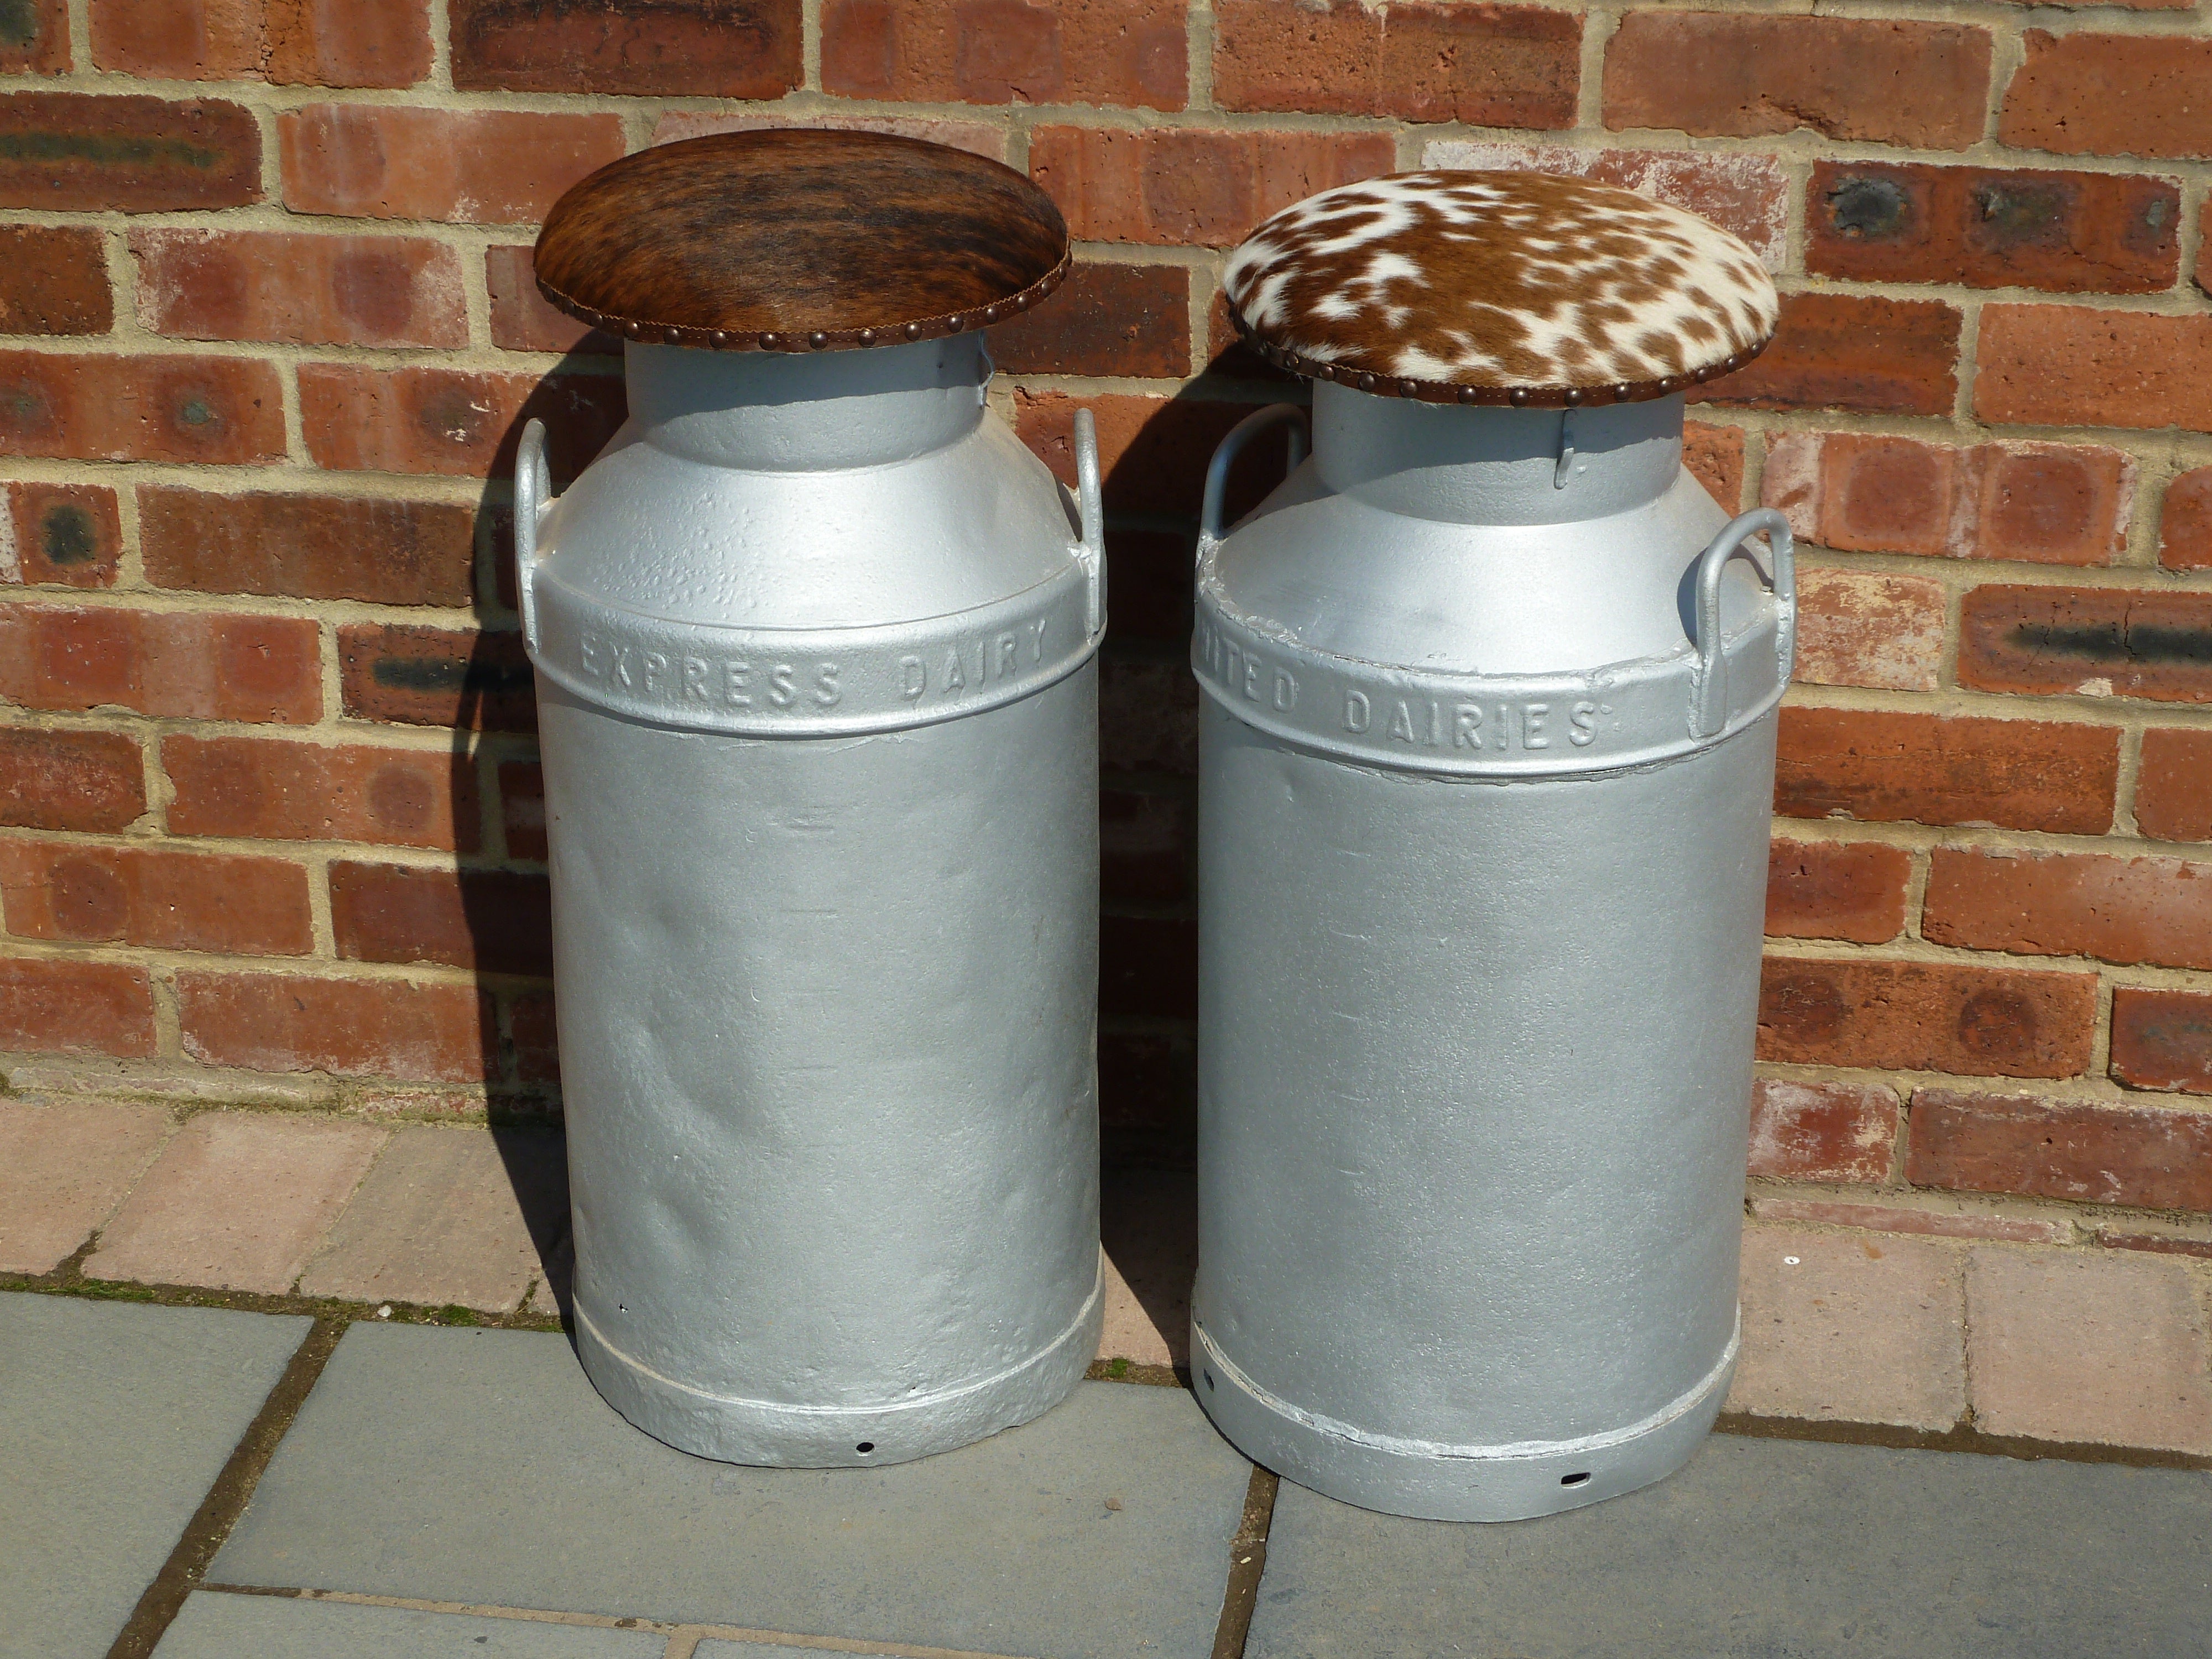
1223, 170, 1780, 407
534, 128, 1070, 353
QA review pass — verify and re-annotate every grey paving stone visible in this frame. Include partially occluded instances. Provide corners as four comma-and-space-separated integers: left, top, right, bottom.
0, 1292, 310, 1659
691, 1645, 918, 1658
213, 1324, 1250, 1659
153, 1593, 664, 1657
1247, 1433, 2212, 1659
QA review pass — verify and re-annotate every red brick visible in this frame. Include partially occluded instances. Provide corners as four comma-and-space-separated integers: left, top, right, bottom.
498, 761, 545, 861
0, 93, 259, 212
1908, 1088, 2212, 1210
988, 263, 1189, 379
1694, 295, 1960, 416
1792, 569, 1945, 694
508, 987, 558, 1084
139, 487, 477, 609
649, 109, 1008, 161
1015, 390, 1291, 520
1677, 420, 1743, 514
1030, 126, 1393, 248
164, 734, 479, 852
339, 624, 535, 733
2094, 1229, 2212, 1260
453, 0, 798, 96
2136, 729, 2212, 844
0, 604, 320, 723
132, 230, 466, 350
0, 838, 311, 956
1214, 0, 1578, 127
1747, 1078, 1898, 1183
824, 0, 1186, 111
6, 484, 121, 589
2111, 988, 2212, 1096
2162, 468, 2212, 571
486, 246, 618, 356
1102, 912, 1196, 1019
2001, 32, 2212, 161
1807, 161, 2179, 295
1102, 787, 1191, 905
0, 227, 111, 336
280, 104, 625, 226
0, 352, 282, 465
176, 970, 495, 1083
0, 958, 155, 1058
1976, 305, 2212, 433
0, 0, 68, 71
1766, 838, 1910, 944
1958, 585, 2212, 705
0, 728, 143, 833
1103, 528, 1192, 643
299, 364, 625, 482
331, 862, 552, 977
1776, 708, 2117, 836
1925, 847, 2212, 973
1604, 14, 1990, 151
91, 0, 430, 84
1759, 958, 2096, 1078
1099, 654, 1198, 777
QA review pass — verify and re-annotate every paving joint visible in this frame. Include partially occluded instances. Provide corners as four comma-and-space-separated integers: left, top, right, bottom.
1715, 1408, 2212, 1474
1208, 1467, 1279, 1659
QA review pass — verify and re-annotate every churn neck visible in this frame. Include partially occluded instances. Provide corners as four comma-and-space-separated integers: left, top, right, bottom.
1310, 382, 1687, 527
622, 335, 992, 471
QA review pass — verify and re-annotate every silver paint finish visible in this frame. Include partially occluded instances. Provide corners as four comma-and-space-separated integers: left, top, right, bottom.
1192, 384, 1793, 1521
519, 335, 1104, 1467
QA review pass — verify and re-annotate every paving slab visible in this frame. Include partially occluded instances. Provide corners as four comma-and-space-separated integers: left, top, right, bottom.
1099, 1165, 1194, 1367
1247, 1434, 2212, 1659
0, 1292, 310, 1659
153, 1593, 665, 1658
0, 1098, 175, 1273
212, 1323, 1251, 1659
691, 1644, 959, 1658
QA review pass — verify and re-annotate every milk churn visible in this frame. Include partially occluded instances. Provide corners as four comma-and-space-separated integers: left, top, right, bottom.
518, 130, 1105, 1467
1191, 172, 1791, 1520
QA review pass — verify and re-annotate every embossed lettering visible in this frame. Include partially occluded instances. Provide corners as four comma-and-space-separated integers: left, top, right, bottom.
1273, 670, 1297, 711
1453, 703, 1483, 747
814, 663, 841, 708
997, 632, 1019, 676
682, 656, 711, 700
1387, 700, 1417, 742
769, 664, 797, 708
1523, 702, 1549, 749
1494, 703, 1510, 750
1570, 701, 1599, 746
611, 645, 637, 690
1028, 618, 1048, 661
723, 660, 752, 708
643, 652, 669, 695
900, 655, 926, 701
1344, 690, 1371, 734
580, 633, 606, 677
942, 648, 966, 693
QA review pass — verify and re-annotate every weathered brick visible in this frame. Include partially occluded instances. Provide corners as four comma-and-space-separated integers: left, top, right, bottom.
1015, 390, 1289, 520
1958, 585, 2212, 705
649, 109, 1006, 161
486, 245, 618, 356
1758, 958, 2096, 1078
1098, 653, 1198, 776
0, 728, 143, 832
1421, 142, 1787, 270
1776, 708, 2117, 836
0, 838, 311, 956
498, 761, 546, 861
1807, 161, 2179, 295
2111, 988, 2212, 1096
988, 262, 1189, 378
90, 0, 430, 84
5, 484, 122, 588
0, 352, 283, 465
176, 971, 495, 1083
0, 958, 155, 1058
1694, 295, 1960, 416
1102, 912, 1196, 1019
1910, 1088, 2212, 1211
280, 104, 625, 225
0, 93, 259, 212
2162, 468, 2212, 570
1766, 838, 1910, 944
132, 229, 466, 349
339, 623, 535, 733
824, 0, 1186, 111
1747, 1078, 1898, 1182
1747, 1199, 2068, 1247
164, 734, 480, 852
139, 486, 477, 609
2095, 1229, 2212, 1260
0, 0, 68, 71
1604, 14, 1990, 151
1214, 0, 1579, 127
1976, 305, 2212, 433
1682, 421, 1744, 514
331, 862, 552, 977
1793, 569, 1945, 693
1924, 847, 2212, 973
0, 227, 111, 336
2001, 32, 2212, 161
453, 0, 798, 96
1102, 787, 1190, 905
0, 604, 320, 723
508, 987, 559, 1084
299, 364, 625, 482
1103, 528, 1192, 643
2136, 729, 2212, 844
1028, 126, 1392, 248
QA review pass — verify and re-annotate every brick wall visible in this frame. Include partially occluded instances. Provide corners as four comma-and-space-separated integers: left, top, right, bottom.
2, 0, 2209, 1248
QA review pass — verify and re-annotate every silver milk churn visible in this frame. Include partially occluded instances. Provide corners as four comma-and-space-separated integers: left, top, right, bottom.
1191, 171, 1791, 1520
516, 130, 1106, 1466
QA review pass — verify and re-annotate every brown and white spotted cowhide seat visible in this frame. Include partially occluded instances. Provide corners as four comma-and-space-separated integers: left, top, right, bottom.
1223, 170, 1779, 407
